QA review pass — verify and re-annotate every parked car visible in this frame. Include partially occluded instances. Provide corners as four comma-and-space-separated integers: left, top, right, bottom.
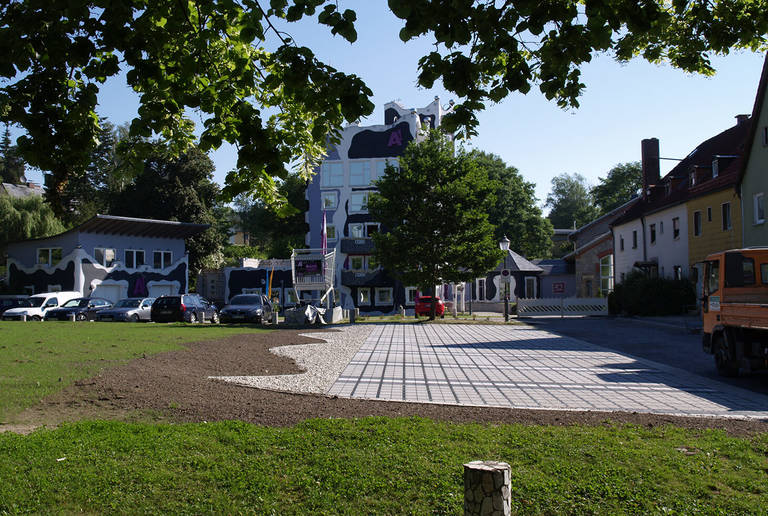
414, 295, 445, 317
96, 297, 156, 322
219, 294, 272, 323
44, 297, 113, 321
150, 294, 219, 323
2, 291, 82, 321
0, 295, 29, 315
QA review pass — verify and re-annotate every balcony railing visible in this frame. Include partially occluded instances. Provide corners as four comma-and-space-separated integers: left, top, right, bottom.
340, 237, 375, 254
341, 268, 387, 287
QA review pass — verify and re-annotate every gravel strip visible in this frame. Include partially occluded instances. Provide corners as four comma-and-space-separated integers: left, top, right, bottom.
210, 325, 374, 394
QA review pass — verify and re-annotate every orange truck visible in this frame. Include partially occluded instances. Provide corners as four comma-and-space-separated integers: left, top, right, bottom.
701, 248, 768, 376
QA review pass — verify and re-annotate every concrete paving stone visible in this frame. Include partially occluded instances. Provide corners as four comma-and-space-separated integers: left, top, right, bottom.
328, 323, 768, 419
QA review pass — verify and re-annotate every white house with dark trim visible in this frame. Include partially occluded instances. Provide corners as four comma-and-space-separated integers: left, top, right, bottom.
5, 215, 209, 301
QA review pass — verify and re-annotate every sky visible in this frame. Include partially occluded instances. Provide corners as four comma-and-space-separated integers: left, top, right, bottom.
18, 3, 768, 209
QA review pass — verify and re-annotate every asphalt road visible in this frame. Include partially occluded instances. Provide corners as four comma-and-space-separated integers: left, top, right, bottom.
524, 317, 768, 396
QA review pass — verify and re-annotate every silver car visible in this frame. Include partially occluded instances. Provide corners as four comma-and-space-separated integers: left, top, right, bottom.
96, 297, 155, 322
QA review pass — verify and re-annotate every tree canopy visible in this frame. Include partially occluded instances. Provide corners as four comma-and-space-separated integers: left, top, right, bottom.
368, 131, 503, 318
473, 151, 552, 259
108, 145, 227, 275
1, 1, 765, 209
233, 173, 308, 259
0, 125, 25, 184
592, 162, 642, 214
545, 172, 601, 229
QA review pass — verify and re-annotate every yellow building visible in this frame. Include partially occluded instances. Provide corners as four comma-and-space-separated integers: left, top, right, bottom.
687, 173, 742, 266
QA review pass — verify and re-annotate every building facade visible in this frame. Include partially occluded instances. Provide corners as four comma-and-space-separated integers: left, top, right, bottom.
613, 114, 751, 283
741, 53, 768, 247
305, 98, 453, 313
5, 215, 207, 301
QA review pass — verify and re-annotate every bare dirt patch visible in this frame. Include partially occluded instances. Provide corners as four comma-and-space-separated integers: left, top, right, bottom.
6, 328, 768, 437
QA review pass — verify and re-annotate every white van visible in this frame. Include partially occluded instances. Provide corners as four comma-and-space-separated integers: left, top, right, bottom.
2, 291, 82, 321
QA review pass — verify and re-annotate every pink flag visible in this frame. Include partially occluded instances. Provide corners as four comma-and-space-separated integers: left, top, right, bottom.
321, 209, 327, 255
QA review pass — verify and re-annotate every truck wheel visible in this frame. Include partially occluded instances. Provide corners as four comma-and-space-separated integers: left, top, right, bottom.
713, 333, 739, 377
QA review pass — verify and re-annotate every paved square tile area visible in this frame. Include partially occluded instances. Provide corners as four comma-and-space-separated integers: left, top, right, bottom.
327, 324, 768, 418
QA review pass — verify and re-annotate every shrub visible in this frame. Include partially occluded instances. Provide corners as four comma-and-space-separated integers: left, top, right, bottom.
612, 271, 695, 316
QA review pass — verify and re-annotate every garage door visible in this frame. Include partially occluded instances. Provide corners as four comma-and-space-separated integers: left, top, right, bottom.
91, 284, 122, 303
149, 284, 175, 297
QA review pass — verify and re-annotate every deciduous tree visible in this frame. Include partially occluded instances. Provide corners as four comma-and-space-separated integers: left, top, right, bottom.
473, 151, 553, 259
108, 145, 226, 276
369, 131, 503, 319
592, 162, 642, 215
1, 1, 765, 212
545, 173, 600, 230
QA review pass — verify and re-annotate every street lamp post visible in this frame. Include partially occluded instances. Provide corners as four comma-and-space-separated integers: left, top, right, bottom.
499, 235, 510, 322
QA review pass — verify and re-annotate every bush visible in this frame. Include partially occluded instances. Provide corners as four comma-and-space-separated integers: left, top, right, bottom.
612, 271, 695, 316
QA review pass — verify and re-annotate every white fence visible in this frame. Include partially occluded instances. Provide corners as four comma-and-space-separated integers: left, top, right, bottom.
517, 297, 608, 317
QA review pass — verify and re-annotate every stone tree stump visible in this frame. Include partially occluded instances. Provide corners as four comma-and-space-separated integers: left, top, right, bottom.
463, 461, 511, 516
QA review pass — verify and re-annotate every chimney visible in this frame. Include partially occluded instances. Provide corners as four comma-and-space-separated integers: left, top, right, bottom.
641, 138, 660, 201
735, 114, 750, 126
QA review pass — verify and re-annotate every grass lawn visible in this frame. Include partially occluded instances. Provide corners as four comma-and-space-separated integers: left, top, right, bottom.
0, 321, 270, 422
0, 418, 766, 514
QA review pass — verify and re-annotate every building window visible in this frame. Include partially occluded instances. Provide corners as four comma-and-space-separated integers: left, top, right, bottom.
37, 248, 63, 267
722, 202, 732, 230
349, 161, 370, 186
405, 287, 418, 306
349, 223, 364, 238
374, 159, 398, 180
524, 277, 537, 298
375, 287, 393, 305
754, 193, 765, 224
366, 223, 380, 236
367, 255, 380, 270
357, 288, 371, 306
673, 265, 683, 281
707, 207, 712, 222
761, 264, 768, 284
349, 192, 368, 212
153, 251, 172, 269
326, 225, 337, 241
763, 126, 768, 146
689, 171, 696, 187
94, 247, 116, 267
619, 235, 624, 251
124, 249, 145, 269
600, 254, 614, 297
659, 221, 664, 233
632, 230, 637, 249
321, 191, 338, 210
477, 279, 486, 301
712, 159, 719, 178
349, 255, 365, 271
673, 217, 680, 239
320, 162, 343, 187
285, 289, 298, 305
693, 211, 702, 237
649, 224, 656, 244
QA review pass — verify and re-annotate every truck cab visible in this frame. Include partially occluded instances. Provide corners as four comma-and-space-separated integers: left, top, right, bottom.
701, 248, 768, 376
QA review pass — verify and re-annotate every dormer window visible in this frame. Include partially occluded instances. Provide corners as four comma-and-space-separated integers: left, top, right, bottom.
712, 159, 719, 178
689, 171, 696, 187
